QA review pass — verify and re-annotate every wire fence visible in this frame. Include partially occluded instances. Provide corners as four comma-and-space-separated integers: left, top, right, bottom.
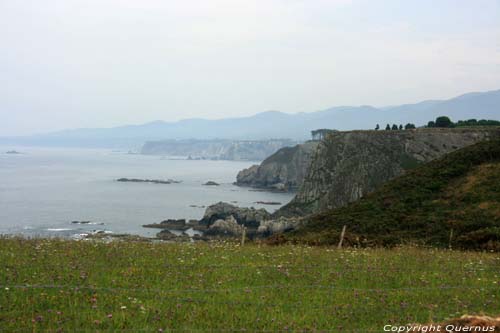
1, 283, 498, 294
6, 261, 498, 273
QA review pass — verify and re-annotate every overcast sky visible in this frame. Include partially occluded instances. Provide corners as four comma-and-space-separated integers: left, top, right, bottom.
1, 0, 499, 135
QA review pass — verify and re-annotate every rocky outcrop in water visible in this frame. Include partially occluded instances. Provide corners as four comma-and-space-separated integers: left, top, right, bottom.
143, 219, 190, 230
116, 178, 181, 184
204, 216, 245, 237
145, 202, 301, 240
203, 181, 220, 186
235, 141, 319, 191
199, 202, 271, 229
156, 229, 190, 242
278, 128, 500, 216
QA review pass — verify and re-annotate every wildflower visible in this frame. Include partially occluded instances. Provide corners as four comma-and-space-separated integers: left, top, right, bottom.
120, 306, 127, 310
107, 314, 113, 318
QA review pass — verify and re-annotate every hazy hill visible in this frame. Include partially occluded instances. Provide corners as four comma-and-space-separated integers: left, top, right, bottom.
286, 139, 500, 250
2, 89, 499, 148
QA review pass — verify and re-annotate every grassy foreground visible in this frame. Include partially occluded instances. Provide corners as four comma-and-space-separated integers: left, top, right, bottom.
1, 238, 499, 332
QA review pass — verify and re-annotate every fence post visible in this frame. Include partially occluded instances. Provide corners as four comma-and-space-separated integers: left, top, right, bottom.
337, 225, 347, 249
448, 228, 454, 250
241, 227, 246, 246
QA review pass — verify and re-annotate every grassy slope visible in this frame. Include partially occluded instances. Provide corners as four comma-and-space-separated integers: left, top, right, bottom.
1, 239, 499, 331
287, 140, 500, 249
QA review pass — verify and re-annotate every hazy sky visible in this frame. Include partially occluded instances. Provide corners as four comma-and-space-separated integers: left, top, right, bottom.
1, 0, 499, 135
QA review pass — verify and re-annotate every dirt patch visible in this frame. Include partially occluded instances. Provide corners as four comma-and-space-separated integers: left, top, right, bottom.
410, 314, 500, 332
455, 163, 498, 193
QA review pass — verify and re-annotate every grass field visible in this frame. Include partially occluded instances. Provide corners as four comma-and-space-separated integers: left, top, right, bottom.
0, 238, 499, 332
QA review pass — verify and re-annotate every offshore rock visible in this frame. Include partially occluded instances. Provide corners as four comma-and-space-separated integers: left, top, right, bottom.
156, 229, 190, 242
143, 219, 189, 230
199, 202, 271, 228
204, 216, 245, 237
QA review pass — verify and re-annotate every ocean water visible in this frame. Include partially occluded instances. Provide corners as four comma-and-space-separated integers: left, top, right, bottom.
0, 147, 294, 238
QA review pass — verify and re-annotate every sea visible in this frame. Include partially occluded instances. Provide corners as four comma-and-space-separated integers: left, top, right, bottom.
0, 146, 294, 238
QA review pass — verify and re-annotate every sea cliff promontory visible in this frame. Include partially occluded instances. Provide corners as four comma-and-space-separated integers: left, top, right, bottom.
235, 141, 319, 191
278, 127, 500, 216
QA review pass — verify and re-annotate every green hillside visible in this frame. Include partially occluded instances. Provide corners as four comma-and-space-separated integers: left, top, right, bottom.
287, 139, 500, 250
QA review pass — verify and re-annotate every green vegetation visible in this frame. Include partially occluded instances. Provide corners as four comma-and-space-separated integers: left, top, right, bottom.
1, 238, 499, 331
288, 140, 500, 249
427, 116, 500, 128
455, 119, 500, 127
264, 145, 299, 164
404, 123, 416, 129
381, 123, 416, 130
435, 116, 453, 128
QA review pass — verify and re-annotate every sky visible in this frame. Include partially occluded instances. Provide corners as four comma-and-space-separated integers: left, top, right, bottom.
1, 0, 499, 136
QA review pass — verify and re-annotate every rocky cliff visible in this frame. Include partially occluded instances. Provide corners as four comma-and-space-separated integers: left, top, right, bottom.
286, 139, 500, 250
278, 128, 500, 216
141, 139, 297, 161
235, 141, 319, 191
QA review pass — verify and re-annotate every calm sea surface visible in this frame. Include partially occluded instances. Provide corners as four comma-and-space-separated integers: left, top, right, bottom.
0, 147, 294, 238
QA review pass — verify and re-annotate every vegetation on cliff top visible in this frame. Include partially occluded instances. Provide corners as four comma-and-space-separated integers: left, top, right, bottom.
1, 239, 499, 331
287, 139, 500, 249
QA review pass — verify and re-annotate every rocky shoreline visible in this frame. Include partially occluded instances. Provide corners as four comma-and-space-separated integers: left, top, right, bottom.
139, 202, 302, 242
79, 201, 301, 243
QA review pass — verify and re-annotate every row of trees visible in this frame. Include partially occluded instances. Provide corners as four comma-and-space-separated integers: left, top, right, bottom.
428, 116, 500, 128
375, 116, 499, 131
375, 123, 416, 131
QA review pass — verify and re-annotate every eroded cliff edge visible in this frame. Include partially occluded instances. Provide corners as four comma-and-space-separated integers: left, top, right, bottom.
235, 141, 319, 191
277, 127, 500, 216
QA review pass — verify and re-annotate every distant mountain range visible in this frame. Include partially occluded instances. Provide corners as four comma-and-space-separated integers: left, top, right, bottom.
2, 89, 499, 149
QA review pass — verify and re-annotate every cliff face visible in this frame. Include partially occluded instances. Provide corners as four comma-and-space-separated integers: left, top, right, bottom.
235, 141, 319, 191
141, 139, 297, 161
286, 139, 500, 250
279, 128, 500, 215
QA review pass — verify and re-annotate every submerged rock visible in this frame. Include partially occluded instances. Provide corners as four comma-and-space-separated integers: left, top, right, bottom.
203, 181, 220, 186
116, 178, 181, 184
156, 230, 190, 242
254, 201, 282, 205
71, 221, 105, 225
